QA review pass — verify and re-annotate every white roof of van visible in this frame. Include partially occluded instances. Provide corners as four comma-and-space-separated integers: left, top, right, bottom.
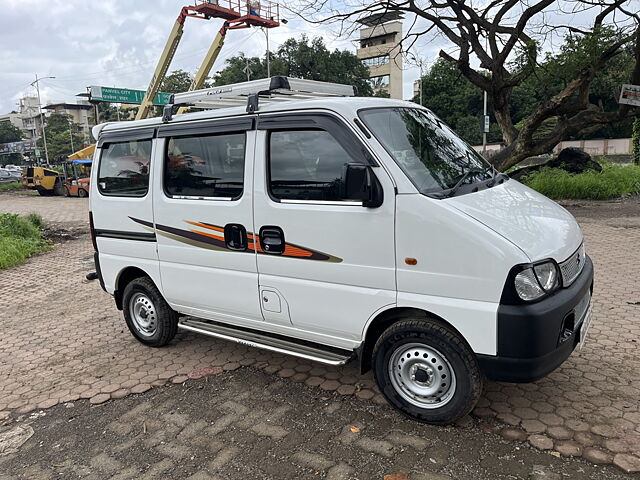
95, 96, 421, 137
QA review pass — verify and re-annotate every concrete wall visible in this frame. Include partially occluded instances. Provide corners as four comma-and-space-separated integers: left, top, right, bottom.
472, 138, 634, 157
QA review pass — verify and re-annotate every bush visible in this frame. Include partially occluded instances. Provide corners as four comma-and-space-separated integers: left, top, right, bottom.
0, 213, 50, 270
522, 163, 640, 200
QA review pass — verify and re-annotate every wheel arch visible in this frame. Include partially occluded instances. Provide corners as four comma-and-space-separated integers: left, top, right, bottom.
359, 307, 472, 374
114, 266, 153, 310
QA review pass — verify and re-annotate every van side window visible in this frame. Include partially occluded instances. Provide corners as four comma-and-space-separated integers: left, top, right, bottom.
165, 132, 245, 199
98, 140, 151, 197
269, 130, 356, 202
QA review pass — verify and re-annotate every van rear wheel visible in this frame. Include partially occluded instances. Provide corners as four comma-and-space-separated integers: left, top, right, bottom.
122, 277, 177, 347
372, 318, 483, 425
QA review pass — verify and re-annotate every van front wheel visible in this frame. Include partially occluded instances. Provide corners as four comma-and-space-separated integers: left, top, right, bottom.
372, 318, 483, 425
122, 277, 177, 347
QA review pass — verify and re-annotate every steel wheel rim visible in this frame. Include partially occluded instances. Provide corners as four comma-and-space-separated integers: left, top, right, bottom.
388, 342, 456, 409
129, 292, 157, 337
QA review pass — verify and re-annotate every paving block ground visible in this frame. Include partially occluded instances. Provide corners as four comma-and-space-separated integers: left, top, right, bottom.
0, 368, 633, 479
0, 192, 639, 473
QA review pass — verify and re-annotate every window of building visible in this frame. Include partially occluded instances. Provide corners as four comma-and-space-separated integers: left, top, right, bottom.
165, 132, 246, 199
368, 75, 390, 90
269, 130, 359, 202
98, 139, 152, 197
362, 55, 390, 67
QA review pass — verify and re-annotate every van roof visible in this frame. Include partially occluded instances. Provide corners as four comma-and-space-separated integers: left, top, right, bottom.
96, 96, 420, 137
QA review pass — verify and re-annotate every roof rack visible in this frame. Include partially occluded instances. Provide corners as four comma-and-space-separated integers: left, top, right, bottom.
162, 76, 355, 121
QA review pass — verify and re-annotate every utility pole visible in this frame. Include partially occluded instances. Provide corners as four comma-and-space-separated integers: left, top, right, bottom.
482, 89, 488, 153
32, 74, 55, 165
482, 35, 489, 154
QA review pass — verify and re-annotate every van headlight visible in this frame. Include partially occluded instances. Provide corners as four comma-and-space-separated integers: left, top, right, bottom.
514, 261, 560, 301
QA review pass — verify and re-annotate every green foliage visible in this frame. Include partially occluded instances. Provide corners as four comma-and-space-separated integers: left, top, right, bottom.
0, 213, 50, 270
36, 113, 84, 162
632, 117, 640, 165
0, 121, 25, 164
0, 182, 24, 191
213, 35, 373, 96
0, 121, 23, 143
522, 163, 640, 200
415, 59, 499, 145
160, 69, 193, 94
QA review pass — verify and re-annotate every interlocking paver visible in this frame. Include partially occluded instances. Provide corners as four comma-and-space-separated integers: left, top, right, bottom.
1, 192, 639, 471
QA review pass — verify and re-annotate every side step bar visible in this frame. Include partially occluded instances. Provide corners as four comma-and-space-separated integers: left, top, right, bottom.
178, 318, 354, 366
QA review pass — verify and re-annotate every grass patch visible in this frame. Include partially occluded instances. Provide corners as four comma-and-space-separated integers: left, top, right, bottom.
0, 213, 51, 270
0, 182, 24, 191
522, 163, 640, 200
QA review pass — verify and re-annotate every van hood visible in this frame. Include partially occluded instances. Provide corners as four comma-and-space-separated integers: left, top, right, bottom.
446, 179, 582, 263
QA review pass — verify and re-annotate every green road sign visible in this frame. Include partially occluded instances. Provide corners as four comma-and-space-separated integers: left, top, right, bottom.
89, 86, 173, 106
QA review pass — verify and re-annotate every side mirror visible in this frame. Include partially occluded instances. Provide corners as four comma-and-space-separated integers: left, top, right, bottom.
342, 163, 383, 208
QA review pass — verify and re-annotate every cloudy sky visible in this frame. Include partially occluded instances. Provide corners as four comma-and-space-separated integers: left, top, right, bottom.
0, 0, 443, 114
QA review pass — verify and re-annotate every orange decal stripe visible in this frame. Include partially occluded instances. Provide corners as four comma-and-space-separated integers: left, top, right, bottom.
284, 245, 313, 257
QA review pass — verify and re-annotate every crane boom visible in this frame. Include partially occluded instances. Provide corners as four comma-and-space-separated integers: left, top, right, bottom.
135, 1, 280, 121
176, 25, 229, 115
135, 16, 186, 121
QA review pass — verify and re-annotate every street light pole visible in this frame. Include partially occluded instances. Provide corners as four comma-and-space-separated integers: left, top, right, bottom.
67, 116, 75, 153
32, 74, 55, 165
262, 27, 270, 77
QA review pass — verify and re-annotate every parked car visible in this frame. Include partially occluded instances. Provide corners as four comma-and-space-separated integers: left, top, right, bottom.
0, 168, 21, 184
89, 77, 593, 424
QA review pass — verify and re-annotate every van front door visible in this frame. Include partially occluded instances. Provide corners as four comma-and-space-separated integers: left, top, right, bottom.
252, 113, 396, 348
152, 117, 261, 323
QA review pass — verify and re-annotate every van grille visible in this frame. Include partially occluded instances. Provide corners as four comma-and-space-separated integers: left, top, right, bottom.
559, 244, 585, 287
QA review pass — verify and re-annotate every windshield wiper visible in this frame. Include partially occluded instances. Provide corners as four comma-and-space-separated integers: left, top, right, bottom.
446, 168, 484, 198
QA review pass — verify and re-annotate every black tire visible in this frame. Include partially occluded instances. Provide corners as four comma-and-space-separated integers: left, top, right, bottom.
36, 188, 53, 196
122, 276, 178, 347
372, 318, 483, 425
78, 188, 88, 198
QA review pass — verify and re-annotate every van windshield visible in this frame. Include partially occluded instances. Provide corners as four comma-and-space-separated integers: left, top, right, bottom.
359, 107, 496, 197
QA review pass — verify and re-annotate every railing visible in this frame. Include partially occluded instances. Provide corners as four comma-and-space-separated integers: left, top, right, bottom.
195, 0, 279, 23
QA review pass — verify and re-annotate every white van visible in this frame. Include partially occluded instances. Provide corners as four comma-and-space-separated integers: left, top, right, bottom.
89, 77, 593, 424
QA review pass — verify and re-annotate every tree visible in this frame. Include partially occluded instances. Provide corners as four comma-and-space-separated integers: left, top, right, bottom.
295, 1, 640, 170
160, 69, 194, 93
213, 35, 373, 96
0, 121, 24, 164
36, 114, 83, 163
417, 40, 637, 146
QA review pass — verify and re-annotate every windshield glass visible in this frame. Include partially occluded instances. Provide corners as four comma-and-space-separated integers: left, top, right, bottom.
359, 107, 495, 196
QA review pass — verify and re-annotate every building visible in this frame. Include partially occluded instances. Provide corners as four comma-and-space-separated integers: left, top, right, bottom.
0, 96, 41, 142
356, 13, 403, 99
43, 97, 93, 142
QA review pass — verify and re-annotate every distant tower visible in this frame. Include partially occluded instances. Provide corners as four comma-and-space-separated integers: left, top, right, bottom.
356, 13, 404, 99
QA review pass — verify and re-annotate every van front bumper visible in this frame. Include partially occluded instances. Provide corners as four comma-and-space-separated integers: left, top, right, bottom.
477, 255, 594, 383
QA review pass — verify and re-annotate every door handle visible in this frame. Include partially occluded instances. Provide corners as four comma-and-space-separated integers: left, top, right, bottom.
259, 226, 285, 255
224, 223, 247, 251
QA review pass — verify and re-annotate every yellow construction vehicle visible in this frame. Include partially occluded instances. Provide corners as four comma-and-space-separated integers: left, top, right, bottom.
135, 0, 280, 121
21, 166, 65, 196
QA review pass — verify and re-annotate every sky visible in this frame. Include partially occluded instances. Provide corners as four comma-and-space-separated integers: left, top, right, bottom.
0, 0, 442, 114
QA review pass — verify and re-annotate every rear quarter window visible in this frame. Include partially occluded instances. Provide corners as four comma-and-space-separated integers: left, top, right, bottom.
98, 140, 152, 197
